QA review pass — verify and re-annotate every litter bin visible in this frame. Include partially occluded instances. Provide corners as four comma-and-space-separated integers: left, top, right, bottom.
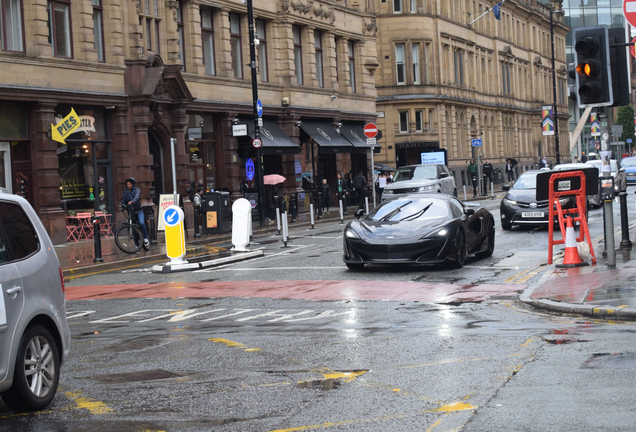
494, 168, 502, 184
201, 191, 231, 235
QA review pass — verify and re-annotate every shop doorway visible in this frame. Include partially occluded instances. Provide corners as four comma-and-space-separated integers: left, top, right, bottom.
0, 142, 11, 192
148, 133, 164, 202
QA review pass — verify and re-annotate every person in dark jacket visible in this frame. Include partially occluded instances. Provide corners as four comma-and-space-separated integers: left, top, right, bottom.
482, 159, 493, 194
505, 159, 515, 182
353, 171, 367, 209
121, 177, 148, 248
319, 178, 331, 212
467, 160, 479, 197
335, 173, 347, 214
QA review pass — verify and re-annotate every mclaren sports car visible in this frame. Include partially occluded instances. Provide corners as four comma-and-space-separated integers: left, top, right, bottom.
343, 194, 495, 270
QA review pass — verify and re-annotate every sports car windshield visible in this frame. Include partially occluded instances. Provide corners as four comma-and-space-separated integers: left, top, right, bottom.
512, 174, 537, 190
392, 166, 437, 183
367, 198, 448, 222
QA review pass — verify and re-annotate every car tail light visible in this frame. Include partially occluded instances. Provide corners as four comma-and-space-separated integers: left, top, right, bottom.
59, 268, 66, 293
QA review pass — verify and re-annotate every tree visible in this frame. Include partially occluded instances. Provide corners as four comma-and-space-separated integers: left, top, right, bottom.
616, 105, 635, 152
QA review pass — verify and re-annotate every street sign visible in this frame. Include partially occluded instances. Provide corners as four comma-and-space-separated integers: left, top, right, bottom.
366, 137, 376, 146
471, 139, 482, 147
232, 124, 247, 136
612, 125, 623, 136
257, 118, 263, 127
363, 123, 378, 138
602, 132, 609, 141
627, 139, 633, 144
595, 141, 601, 150
252, 138, 262, 148
163, 205, 186, 262
624, 0, 636, 28
256, 99, 263, 117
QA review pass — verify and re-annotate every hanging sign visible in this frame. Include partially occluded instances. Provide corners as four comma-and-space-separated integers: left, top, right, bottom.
51, 108, 81, 144
542, 105, 554, 136
246, 158, 255, 181
590, 112, 600, 137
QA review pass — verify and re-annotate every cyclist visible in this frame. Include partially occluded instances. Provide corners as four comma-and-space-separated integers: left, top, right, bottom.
121, 177, 149, 249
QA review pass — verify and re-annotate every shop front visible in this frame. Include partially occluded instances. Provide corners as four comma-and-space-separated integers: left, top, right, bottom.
396, 141, 441, 167
0, 102, 31, 202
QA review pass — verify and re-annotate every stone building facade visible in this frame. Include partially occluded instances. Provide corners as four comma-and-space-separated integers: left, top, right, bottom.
0, 0, 378, 243
373, 0, 569, 184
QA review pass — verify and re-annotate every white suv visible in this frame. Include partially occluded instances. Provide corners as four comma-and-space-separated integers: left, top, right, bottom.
382, 164, 457, 200
0, 192, 70, 411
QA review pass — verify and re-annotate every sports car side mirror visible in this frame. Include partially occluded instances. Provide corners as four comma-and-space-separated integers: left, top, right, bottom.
465, 208, 475, 216
501, 184, 510, 191
355, 209, 365, 219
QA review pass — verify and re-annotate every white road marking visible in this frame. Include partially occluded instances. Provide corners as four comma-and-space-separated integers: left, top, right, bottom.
66, 311, 95, 319
200, 309, 258, 321
138, 308, 226, 322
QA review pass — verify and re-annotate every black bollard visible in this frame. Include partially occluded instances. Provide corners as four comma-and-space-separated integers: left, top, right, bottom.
92, 215, 103, 263
145, 206, 157, 245
622, 192, 633, 249
317, 191, 323, 219
194, 205, 201, 238
291, 193, 298, 223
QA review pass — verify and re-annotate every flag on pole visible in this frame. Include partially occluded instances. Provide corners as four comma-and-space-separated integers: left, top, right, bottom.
492, 1, 503, 20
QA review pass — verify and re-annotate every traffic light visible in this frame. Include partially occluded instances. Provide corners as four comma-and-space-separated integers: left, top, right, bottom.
573, 26, 613, 108
608, 28, 630, 107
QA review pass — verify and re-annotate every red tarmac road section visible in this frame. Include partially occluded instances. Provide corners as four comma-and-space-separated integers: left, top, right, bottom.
66, 281, 524, 303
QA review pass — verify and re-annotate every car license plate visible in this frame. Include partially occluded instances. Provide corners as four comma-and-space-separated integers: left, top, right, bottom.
522, 212, 544, 218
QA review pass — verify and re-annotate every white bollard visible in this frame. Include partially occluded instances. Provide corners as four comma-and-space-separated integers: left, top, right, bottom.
365, 197, 369, 214
309, 203, 315, 228
463, 185, 467, 201
275, 207, 281, 235
231, 198, 251, 252
282, 211, 289, 247
339, 200, 344, 224
491, 182, 494, 199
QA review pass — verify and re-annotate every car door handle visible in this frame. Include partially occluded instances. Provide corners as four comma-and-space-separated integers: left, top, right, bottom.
6, 286, 22, 295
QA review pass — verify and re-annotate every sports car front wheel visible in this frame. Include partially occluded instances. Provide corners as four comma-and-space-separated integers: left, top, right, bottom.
476, 225, 495, 259
450, 229, 466, 268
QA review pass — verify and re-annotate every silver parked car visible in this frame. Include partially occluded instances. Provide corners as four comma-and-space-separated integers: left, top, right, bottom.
553, 160, 626, 208
382, 164, 457, 200
0, 191, 70, 411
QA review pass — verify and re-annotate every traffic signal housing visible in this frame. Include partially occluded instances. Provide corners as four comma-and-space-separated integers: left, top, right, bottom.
573, 26, 613, 108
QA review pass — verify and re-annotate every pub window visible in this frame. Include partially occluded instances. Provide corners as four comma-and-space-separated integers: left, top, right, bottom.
399, 111, 409, 133
348, 40, 355, 93
293, 25, 303, 85
314, 30, 323, 87
47, 0, 72, 58
1, 0, 25, 52
201, 7, 215, 75
91, 0, 104, 62
176, 0, 185, 70
256, 19, 268, 82
395, 43, 405, 85
230, 13, 243, 79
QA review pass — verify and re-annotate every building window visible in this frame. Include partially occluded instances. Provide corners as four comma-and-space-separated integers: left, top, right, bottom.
155, 20, 160, 54
176, 0, 185, 70
424, 43, 431, 84
334, 36, 339, 82
454, 51, 464, 85
393, 0, 402, 14
47, 0, 72, 58
415, 110, 423, 132
502, 63, 511, 94
91, 0, 104, 62
412, 43, 420, 84
410, 0, 416, 13
229, 13, 242, 79
428, 109, 435, 129
1, 0, 24, 52
201, 7, 215, 76
348, 40, 356, 93
399, 111, 409, 133
256, 19, 268, 82
139, 0, 160, 54
314, 30, 323, 87
396, 43, 405, 85
293, 25, 303, 85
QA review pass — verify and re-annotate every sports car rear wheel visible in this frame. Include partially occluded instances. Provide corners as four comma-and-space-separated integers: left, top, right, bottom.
476, 224, 495, 259
346, 263, 364, 270
450, 230, 466, 268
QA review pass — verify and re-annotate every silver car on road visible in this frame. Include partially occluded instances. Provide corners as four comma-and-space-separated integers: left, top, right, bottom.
382, 164, 457, 200
0, 191, 70, 411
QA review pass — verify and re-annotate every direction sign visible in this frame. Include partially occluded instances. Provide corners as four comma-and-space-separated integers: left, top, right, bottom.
256, 99, 263, 117
471, 139, 482, 147
363, 123, 378, 138
164, 207, 180, 227
252, 138, 262, 148
163, 205, 186, 261
624, 0, 636, 28
627, 139, 633, 144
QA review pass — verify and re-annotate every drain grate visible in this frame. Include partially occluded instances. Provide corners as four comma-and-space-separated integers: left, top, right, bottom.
93, 369, 180, 383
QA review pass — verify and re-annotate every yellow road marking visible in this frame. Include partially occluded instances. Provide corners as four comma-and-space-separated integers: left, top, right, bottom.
209, 338, 262, 351
64, 390, 113, 414
431, 402, 476, 412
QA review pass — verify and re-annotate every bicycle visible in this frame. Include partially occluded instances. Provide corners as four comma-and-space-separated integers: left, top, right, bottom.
114, 205, 150, 254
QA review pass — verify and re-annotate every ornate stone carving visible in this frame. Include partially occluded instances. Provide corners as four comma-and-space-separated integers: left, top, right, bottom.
362, 19, 378, 36
165, 0, 178, 22
281, 0, 335, 22
313, 4, 335, 23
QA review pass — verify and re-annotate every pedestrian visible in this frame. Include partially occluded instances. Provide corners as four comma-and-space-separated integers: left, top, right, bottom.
319, 178, 331, 212
377, 172, 387, 202
467, 160, 479, 197
482, 159, 493, 194
121, 177, 149, 249
505, 158, 515, 182
541, 156, 548, 169
336, 173, 347, 214
581, 151, 588, 163
353, 171, 367, 209
574, 155, 579, 163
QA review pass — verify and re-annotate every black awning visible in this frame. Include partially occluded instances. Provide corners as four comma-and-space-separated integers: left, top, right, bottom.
241, 118, 299, 154
300, 121, 353, 153
340, 122, 382, 154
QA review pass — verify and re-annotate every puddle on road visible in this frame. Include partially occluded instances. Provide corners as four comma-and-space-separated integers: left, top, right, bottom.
544, 339, 592, 345
297, 378, 341, 390
93, 369, 180, 383
581, 352, 636, 369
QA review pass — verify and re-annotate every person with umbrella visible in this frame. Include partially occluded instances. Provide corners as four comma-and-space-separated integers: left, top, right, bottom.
263, 174, 286, 221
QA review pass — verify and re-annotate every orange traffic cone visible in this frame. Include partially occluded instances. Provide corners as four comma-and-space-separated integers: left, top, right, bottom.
556, 217, 588, 268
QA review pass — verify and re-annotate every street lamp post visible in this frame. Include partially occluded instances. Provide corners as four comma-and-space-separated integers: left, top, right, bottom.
550, 0, 564, 165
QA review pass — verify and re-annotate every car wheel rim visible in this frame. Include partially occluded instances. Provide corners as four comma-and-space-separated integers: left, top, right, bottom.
24, 335, 55, 398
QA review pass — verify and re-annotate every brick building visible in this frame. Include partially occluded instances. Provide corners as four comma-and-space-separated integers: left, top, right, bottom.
373, 0, 569, 184
0, 0, 378, 243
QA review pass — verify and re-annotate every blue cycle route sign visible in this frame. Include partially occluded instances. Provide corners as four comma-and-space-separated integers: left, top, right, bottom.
164, 207, 180, 227
256, 99, 263, 117
472, 139, 482, 147
246, 158, 255, 181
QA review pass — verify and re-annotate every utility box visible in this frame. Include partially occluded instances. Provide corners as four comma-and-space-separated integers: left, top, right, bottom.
201, 191, 231, 235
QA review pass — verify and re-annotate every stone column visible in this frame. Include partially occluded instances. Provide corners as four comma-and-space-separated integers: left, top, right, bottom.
219, 113, 241, 201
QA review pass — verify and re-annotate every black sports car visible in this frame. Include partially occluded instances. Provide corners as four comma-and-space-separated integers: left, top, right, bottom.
343, 194, 495, 270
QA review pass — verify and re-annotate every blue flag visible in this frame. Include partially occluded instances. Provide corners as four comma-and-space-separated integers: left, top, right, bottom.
493, 1, 502, 20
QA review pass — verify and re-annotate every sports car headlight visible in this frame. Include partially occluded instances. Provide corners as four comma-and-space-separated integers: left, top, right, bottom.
437, 229, 447, 236
345, 228, 360, 239
503, 198, 517, 206
418, 185, 435, 192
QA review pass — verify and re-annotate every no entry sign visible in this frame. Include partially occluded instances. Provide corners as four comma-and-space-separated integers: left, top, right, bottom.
363, 123, 378, 138
624, 0, 636, 28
